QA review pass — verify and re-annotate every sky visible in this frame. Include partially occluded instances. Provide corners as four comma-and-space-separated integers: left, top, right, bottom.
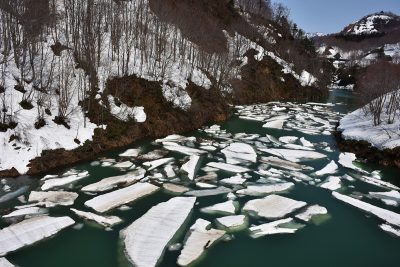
275, 0, 400, 34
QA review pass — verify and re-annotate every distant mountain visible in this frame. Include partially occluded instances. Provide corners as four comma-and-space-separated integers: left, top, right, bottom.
340, 12, 400, 39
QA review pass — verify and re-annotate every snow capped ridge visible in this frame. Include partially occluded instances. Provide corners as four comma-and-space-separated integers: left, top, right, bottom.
342, 12, 400, 36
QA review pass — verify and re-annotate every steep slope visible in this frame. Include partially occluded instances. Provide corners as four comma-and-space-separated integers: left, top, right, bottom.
0, 0, 329, 176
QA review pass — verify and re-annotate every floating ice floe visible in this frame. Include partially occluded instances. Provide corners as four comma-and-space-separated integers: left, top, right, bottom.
215, 215, 248, 231
320, 176, 342, 191
155, 134, 196, 143
249, 218, 303, 238
163, 183, 190, 195
259, 157, 313, 171
258, 148, 327, 162
243, 195, 307, 219
279, 136, 298, 144
0, 216, 75, 256
221, 143, 257, 164
358, 175, 400, 191
3, 207, 48, 218
338, 153, 367, 173
113, 161, 135, 169
137, 150, 169, 161
295, 205, 328, 222
332, 192, 400, 227
206, 162, 250, 173
28, 191, 78, 207
196, 182, 217, 189
143, 158, 174, 171
181, 155, 201, 180
288, 171, 313, 182
369, 191, 400, 206
177, 219, 225, 266
71, 208, 122, 228
0, 186, 29, 204
201, 200, 238, 215
220, 174, 247, 185
163, 143, 206, 156
0, 258, 14, 267
196, 172, 218, 182
81, 169, 146, 192
41, 171, 89, 191
263, 120, 285, 129
184, 187, 231, 197
85, 183, 159, 213
299, 137, 314, 147
315, 160, 338, 176
236, 182, 294, 196
283, 144, 315, 151
379, 224, 400, 237
119, 148, 141, 158
121, 197, 196, 267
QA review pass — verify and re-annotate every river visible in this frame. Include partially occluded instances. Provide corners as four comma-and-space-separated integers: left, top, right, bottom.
1, 89, 400, 267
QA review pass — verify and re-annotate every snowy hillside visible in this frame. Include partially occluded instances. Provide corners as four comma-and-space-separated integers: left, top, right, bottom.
342, 12, 400, 37
0, 0, 326, 176
339, 91, 400, 149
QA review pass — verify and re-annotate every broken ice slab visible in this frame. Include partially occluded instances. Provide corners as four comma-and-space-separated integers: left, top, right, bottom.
206, 162, 250, 173
249, 218, 304, 238
28, 191, 78, 207
112, 161, 135, 169
2, 207, 48, 219
180, 155, 201, 180
137, 150, 169, 161
71, 208, 122, 228
155, 134, 196, 143
143, 158, 174, 171
0, 186, 29, 204
195, 172, 218, 183
314, 160, 338, 176
0, 258, 14, 267
81, 169, 146, 192
41, 171, 89, 191
221, 143, 257, 164
295, 205, 328, 223
184, 187, 232, 197
162, 183, 190, 195
380, 224, 400, 237
338, 153, 368, 174
121, 197, 196, 267
319, 176, 342, 191
119, 148, 141, 158
369, 191, 400, 207
0, 216, 75, 256
177, 219, 225, 266
258, 148, 327, 162
243, 194, 307, 219
163, 143, 207, 156
200, 200, 238, 215
332, 192, 400, 227
220, 174, 247, 185
278, 136, 298, 144
259, 156, 314, 171
215, 215, 248, 231
85, 182, 159, 213
236, 182, 294, 197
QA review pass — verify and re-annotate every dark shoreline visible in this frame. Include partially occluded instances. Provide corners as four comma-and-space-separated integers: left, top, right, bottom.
333, 130, 400, 168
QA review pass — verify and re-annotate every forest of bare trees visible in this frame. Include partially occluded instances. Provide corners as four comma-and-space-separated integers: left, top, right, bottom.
0, 0, 322, 132
357, 61, 400, 126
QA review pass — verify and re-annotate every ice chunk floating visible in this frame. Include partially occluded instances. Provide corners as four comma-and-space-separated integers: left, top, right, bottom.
121, 197, 196, 267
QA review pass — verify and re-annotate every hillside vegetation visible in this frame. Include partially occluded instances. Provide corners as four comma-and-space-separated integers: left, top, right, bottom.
0, 0, 330, 176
